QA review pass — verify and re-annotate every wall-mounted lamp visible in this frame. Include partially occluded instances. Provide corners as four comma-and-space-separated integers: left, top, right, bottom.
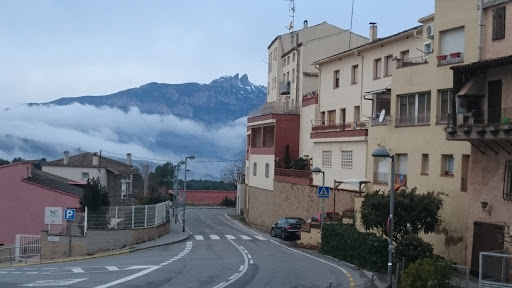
480, 201, 491, 216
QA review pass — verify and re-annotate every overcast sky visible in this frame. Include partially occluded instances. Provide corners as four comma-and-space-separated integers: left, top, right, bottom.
0, 0, 434, 109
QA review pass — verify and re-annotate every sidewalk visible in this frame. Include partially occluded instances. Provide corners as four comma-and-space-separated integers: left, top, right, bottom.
128, 220, 190, 252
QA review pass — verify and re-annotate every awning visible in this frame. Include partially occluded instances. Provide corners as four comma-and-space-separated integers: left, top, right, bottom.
457, 74, 485, 97
364, 87, 391, 96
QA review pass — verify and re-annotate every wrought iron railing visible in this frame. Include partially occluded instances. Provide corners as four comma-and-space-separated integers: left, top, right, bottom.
279, 80, 291, 95
437, 52, 464, 65
395, 115, 431, 126
396, 56, 428, 68
311, 120, 368, 132
303, 90, 318, 101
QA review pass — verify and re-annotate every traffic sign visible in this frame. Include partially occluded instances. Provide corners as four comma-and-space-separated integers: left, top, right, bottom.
317, 186, 330, 198
64, 209, 75, 221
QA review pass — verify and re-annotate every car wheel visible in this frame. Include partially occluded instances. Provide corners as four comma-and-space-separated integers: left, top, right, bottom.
281, 230, 286, 241
270, 228, 275, 237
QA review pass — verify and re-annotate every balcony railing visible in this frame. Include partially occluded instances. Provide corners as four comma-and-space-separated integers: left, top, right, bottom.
279, 80, 291, 95
445, 107, 512, 139
396, 56, 428, 68
395, 115, 431, 127
437, 52, 464, 66
311, 120, 368, 132
303, 90, 318, 101
248, 102, 300, 117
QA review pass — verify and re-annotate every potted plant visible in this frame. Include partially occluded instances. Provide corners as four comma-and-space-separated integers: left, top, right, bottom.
501, 117, 512, 131
437, 55, 448, 61
450, 52, 462, 58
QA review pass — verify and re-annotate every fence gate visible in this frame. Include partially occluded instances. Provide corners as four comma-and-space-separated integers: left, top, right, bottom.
479, 250, 512, 288
15, 234, 41, 262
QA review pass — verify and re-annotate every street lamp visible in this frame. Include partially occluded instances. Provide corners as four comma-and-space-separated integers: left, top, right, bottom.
311, 167, 326, 229
173, 161, 185, 223
182, 155, 195, 232
371, 147, 395, 288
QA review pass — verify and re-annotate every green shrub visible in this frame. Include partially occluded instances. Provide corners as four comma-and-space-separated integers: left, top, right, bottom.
291, 157, 308, 170
321, 223, 388, 272
220, 196, 236, 207
395, 234, 433, 268
401, 258, 456, 288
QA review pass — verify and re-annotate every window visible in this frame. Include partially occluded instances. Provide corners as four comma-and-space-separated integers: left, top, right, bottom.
396, 154, 408, 187
327, 110, 336, 125
286, 71, 290, 83
441, 27, 465, 55
81, 172, 89, 180
341, 150, 353, 169
253, 162, 257, 176
438, 89, 453, 123
398, 92, 431, 125
384, 55, 393, 77
351, 65, 358, 84
268, 53, 272, 73
374, 58, 382, 79
333, 70, 340, 88
292, 52, 296, 62
441, 154, 455, 176
492, 6, 506, 40
322, 151, 332, 168
421, 154, 429, 175
461, 155, 469, 192
292, 68, 295, 83
287, 56, 290, 65
374, 158, 389, 184
423, 41, 433, 57
400, 50, 409, 61
265, 163, 270, 178
375, 93, 391, 118
354, 106, 360, 122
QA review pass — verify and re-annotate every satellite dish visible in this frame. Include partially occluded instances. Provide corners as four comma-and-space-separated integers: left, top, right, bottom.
378, 109, 386, 123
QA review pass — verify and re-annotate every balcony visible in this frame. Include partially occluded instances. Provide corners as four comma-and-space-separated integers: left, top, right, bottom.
274, 168, 312, 186
396, 56, 428, 68
279, 80, 291, 95
446, 107, 512, 141
302, 91, 318, 107
248, 101, 299, 118
310, 121, 368, 139
395, 115, 431, 127
437, 52, 464, 66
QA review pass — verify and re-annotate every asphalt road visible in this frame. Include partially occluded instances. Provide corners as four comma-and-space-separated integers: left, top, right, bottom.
0, 208, 370, 287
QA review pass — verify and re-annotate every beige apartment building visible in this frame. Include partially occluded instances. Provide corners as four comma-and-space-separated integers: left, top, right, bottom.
363, 0, 480, 265
446, 0, 512, 276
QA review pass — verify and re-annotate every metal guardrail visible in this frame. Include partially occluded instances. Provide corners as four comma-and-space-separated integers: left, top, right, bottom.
396, 56, 428, 68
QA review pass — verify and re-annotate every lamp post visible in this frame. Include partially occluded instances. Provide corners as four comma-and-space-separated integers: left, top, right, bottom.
174, 162, 185, 223
182, 155, 195, 232
311, 167, 325, 229
371, 147, 395, 288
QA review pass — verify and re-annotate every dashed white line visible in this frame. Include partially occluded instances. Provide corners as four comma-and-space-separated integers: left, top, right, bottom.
250, 260, 254, 264
254, 236, 267, 241
210, 235, 220, 240
70, 268, 85, 273
239, 235, 251, 240
228, 273, 239, 280
247, 254, 252, 259
238, 265, 244, 272
194, 235, 204, 240
105, 266, 119, 271
225, 235, 236, 240
212, 239, 249, 288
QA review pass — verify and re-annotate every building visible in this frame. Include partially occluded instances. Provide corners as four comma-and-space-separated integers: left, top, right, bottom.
363, 0, 480, 264
245, 22, 367, 225
43, 151, 140, 205
0, 162, 82, 245
445, 0, 512, 274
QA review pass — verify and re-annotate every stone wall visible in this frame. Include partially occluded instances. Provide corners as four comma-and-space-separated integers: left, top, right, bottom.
247, 180, 358, 227
41, 221, 170, 260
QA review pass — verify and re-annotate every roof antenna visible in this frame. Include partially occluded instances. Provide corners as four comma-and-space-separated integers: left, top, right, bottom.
348, 0, 355, 49
285, 0, 295, 31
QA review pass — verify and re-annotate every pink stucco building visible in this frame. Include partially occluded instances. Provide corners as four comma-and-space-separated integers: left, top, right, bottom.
0, 162, 82, 245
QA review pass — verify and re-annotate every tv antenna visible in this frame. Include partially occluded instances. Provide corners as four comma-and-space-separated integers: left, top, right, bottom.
285, 0, 295, 31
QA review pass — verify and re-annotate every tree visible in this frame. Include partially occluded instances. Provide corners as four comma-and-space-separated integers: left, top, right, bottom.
360, 187, 443, 242
219, 159, 245, 189
0, 158, 9, 166
11, 157, 24, 163
79, 178, 110, 229
33, 158, 47, 170
148, 162, 176, 193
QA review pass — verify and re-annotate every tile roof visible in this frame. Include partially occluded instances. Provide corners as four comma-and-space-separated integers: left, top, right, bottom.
451, 55, 512, 71
25, 169, 83, 197
44, 152, 137, 175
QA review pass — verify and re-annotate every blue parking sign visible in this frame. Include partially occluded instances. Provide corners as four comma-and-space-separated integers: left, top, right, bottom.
64, 209, 75, 220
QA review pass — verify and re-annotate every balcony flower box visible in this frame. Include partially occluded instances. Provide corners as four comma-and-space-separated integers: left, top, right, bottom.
486, 123, 500, 133
437, 55, 448, 61
450, 52, 462, 58
500, 123, 512, 131
459, 123, 472, 133
445, 126, 456, 134
474, 124, 486, 133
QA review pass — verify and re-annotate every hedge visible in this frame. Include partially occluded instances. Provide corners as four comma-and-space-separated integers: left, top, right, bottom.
321, 223, 388, 273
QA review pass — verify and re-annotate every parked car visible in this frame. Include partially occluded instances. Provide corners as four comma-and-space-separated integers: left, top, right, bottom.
270, 217, 305, 240
308, 212, 341, 223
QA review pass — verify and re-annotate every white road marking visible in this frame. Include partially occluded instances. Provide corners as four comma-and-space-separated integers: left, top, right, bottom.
228, 273, 239, 280
270, 240, 348, 273
247, 254, 252, 259
11, 271, 22, 273
26, 272, 39, 274
242, 250, 249, 254
0, 271, 7, 273
212, 239, 249, 288
250, 260, 254, 264
70, 268, 85, 273
210, 235, 220, 240
224, 213, 263, 236
254, 236, 267, 241
124, 266, 157, 270
225, 235, 236, 240
41, 268, 56, 270
23, 278, 88, 286
94, 267, 160, 288
105, 266, 119, 271
238, 265, 244, 272
194, 235, 204, 240
240, 235, 251, 240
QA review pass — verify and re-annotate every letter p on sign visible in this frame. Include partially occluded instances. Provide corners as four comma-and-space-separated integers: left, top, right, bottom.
64, 209, 75, 221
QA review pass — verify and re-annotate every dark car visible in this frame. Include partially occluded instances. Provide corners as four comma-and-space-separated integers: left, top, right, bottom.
270, 217, 305, 240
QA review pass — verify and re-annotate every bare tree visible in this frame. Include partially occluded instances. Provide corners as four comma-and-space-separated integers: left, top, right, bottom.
220, 159, 245, 188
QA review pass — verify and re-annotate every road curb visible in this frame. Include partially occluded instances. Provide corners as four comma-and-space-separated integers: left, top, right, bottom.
128, 232, 191, 253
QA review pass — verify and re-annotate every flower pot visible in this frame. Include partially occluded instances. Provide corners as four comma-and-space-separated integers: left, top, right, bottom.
437, 55, 448, 61
450, 52, 462, 58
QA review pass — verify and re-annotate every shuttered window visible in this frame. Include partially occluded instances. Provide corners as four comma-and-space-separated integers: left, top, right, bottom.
493, 6, 506, 41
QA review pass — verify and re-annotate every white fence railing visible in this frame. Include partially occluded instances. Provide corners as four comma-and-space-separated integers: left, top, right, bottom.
480, 250, 512, 288
0, 235, 41, 265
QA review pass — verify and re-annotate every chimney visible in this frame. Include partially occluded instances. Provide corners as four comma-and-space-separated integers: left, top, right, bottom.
63, 151, 69, 165
369, 22, 378, 42
93, 152, 99, 166
26, 166, 32, 178
303, 20, 308, 29
126, 153, 132, 166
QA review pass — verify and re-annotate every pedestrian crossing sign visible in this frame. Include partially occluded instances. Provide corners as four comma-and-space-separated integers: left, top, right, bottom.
317, 186, 330, 198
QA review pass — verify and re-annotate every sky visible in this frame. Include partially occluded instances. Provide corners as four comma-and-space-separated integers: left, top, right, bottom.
0, 0, 434, 108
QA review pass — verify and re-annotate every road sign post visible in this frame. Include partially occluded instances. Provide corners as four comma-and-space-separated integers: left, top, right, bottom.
64, 209, 75, 221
